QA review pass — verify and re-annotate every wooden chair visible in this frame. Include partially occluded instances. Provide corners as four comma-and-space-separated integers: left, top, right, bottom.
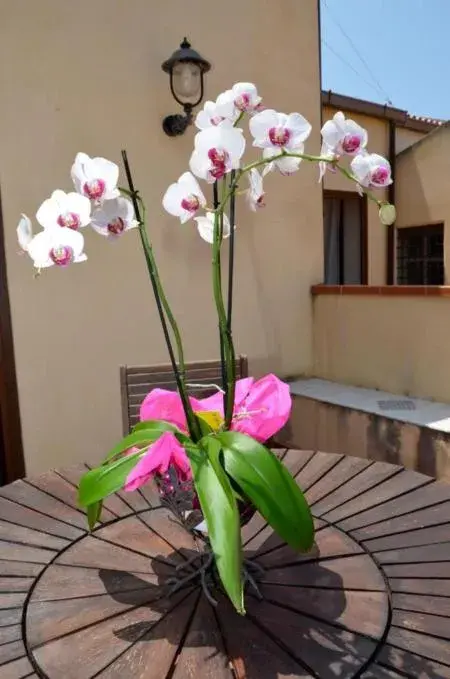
120, 356, 248, 434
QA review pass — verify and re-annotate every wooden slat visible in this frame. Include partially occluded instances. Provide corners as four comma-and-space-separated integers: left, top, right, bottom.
306, 455, 370, 506
0, 520, 68, 551
350, 500, 450, 541
324, 469, 430, 525
364, 523, 450, 552
392, 608, 450, 639
56, 466, 135, 519
0, 481, 88, 530
0, 656, 34, 679
254, 524, 363, 568
0, 495, 84, 541
389, 578, 450, 596
30, 564, 158, 602
93, 513, 193, 566
386, 624, 450, 666
245, 597, 378, 678
377, 643, 450, 678
295, 451, 344, 492
261, 554, 386, 591
171, 597, 233, 679
393, 593, 450, 617
337, 480, 450, 532
30, 590, 196, 677
121, 356, 248, 433
260, 586, 387, 639
216, 594, 314, 678
375, 541, 450, 564
312, 460, 402, 517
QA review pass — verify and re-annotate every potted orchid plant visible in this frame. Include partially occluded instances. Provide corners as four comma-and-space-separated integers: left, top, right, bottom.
17, 82, 394, 615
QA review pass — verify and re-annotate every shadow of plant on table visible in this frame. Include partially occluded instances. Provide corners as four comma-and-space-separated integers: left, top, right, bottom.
95, 541, 386, 679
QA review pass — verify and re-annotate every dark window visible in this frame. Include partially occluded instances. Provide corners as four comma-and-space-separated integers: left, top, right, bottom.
323, 193, 367, 284
397, 224, 444, 285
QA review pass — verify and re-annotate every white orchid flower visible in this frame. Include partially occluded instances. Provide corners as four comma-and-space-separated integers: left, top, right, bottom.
351, 152, 393, 189
91, 197, 138, 238
189, 126, 246, 183
246, 169, 265, 211
163, 172, 207, 223
321, 112, 368, 158
17, 214, 33, 252
36, 190, 91, 231
318, 142, 337, 183
262, 147, 303, 176
71, 152, 119, 202
231, 82, 262, 113
195, 92, 238, 130
250, 110, 311, 151
26, 227, 86, 269
194, 212, 231, 244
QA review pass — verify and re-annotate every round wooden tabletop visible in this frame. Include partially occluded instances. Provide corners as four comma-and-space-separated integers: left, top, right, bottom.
0, 449, 449, 678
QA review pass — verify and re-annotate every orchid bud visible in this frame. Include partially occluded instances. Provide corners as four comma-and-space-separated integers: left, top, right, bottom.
379, 203, 396, 226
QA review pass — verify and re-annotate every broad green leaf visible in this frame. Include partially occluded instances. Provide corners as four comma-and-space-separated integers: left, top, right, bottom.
217, 431, 314, 552
132, 420, 179, 434
87, 501, 103, 530
79, 451, 142, 507
102, 424, 177, 464
190, 440, 244, 614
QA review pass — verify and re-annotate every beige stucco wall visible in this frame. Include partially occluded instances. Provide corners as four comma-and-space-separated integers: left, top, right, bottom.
396, 125, 450, 281
322, 106, 389, 285
313, 293, 450, 403
0, 0, 322, 474
395, 127, 426, 154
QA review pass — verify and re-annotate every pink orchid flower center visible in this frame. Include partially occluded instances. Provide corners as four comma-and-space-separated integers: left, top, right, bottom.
83, 178, 106, 200
50, 245, 74, 266
256, 193, 266, 208
211, 115, 225, 126
269, 126, 291, 146
57, 212, 81, 230
371, 166, 390, 186
235, 93, 251, 112
107, 217, 125, 235
208, 147, 229, 180
181, 194, 200, 213
342, 134, 362, 154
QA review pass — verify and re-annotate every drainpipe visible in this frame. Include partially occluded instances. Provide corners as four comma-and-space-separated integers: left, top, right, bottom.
386, 120, 396, 284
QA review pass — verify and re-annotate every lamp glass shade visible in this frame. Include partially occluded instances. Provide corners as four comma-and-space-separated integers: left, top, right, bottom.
171, 61, 201, 103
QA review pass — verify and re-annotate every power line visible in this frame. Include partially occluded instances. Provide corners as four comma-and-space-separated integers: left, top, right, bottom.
322, 0, 392, 104
322, 39, 391, 101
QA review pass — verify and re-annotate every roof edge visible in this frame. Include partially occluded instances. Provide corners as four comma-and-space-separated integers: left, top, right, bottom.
321, 90, 443, 133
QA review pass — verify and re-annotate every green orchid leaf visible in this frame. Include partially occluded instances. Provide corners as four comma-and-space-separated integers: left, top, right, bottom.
78, 451, 142, 507
86, 500, 103, 530
190, 439, 244, 614
103, 422, 180, 464
216, 431, 314, 552
131, 420, 179, 434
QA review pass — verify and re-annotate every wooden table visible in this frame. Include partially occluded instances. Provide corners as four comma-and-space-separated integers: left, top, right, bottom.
0, 449, 449, 678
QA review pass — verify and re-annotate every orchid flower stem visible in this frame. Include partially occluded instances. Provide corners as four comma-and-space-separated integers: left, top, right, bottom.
215, 152, 382, 214
213, 182, 227, 395
120, 150, 200, 442
226, 171, 237, 424
212, 207, 235, 429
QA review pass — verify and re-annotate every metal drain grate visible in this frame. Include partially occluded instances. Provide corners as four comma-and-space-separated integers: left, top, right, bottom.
377, 399, 416, 411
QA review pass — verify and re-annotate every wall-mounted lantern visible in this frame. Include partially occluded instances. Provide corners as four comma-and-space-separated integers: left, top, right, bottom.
161, 38, 211, 137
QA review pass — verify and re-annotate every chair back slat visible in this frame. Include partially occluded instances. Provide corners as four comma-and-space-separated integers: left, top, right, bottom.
120, 356, 248, 434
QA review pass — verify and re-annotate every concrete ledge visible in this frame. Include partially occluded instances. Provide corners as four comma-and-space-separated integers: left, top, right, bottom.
277, 379, 450, 482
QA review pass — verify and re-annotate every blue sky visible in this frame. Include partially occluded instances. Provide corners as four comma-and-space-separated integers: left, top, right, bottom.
321, 0, 448, 120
